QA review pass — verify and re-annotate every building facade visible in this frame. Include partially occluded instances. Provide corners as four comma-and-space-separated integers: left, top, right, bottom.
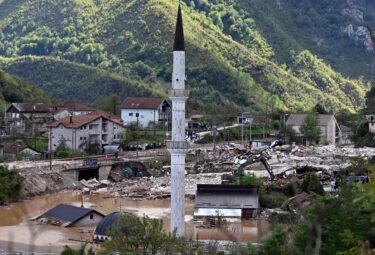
5, 103, 54, 136
121, 97, 171, 127
48, 114, 125, 152
286, 114, 342, 145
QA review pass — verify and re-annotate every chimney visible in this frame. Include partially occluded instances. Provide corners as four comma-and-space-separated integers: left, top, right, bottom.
70, 115, 73, 123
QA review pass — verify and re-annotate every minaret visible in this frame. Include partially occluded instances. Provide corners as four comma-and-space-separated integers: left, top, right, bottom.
167, 3, 189, 237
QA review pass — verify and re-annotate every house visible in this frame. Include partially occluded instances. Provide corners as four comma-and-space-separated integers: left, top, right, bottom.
339, 124, 352, 145
56, 101, 96, 116
186, 114, 205, 129
5, 103, 54, 136
237, 112, 253, 124
194, 184, 259, 219
121, 97, 171, 127
286, 114, 342, 145
48, 114, 126, 152
366, 115, 375, 134
36, 204, 105, 227
3, 142, 41, 160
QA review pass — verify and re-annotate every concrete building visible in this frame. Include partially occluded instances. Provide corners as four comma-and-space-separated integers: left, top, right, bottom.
48, 114, 125, 152
121, 97, 171, 127
194, 184, 259, 219
166, 4, 189, 237
36, 204, 104, 227
5, 103, 53, 136
286, 114, 342, 144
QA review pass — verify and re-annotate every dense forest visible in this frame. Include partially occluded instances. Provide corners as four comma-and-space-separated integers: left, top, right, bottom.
0, 0, 373, 113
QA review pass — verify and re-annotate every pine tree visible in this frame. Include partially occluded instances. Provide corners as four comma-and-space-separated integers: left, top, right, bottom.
300, 111, 321, 144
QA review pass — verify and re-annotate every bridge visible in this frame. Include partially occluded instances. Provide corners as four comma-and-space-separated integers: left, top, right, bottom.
3, 149, 169, 182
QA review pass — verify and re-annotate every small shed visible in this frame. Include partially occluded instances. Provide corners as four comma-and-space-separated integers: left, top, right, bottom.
94, 212, 135, 241
36, 204, 105, 227
194, 184, 259, 219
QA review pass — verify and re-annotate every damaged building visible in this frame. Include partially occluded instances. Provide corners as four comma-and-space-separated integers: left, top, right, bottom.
194, 184, 259, 219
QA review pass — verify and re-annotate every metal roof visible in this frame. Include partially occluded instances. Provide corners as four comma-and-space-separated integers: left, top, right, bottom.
94, 212, 121, 236
37, 204, 104, 227
174, 5, 185, 51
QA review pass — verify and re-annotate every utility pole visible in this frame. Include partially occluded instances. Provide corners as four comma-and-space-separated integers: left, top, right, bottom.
241, 112, 244, 145
136, 112, 139, 158
153, 109, 156, 148
49, 127, 52, 171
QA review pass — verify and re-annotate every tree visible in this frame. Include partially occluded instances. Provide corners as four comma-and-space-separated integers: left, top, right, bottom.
100, 214, 186, 255
94, 94, 121, 116
301, 172, 324, 195
315, 103, 328, 114
0, 166, 23, 205
300, 111, 321, 145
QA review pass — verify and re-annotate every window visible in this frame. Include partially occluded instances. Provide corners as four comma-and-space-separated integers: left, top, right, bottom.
90, 214, 94, 220
114, 126, 118, 130
129, 113, 133, 116
80, 137, 83, 140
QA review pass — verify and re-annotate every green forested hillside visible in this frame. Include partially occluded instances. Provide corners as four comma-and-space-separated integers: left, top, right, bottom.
0, 0, 372, 113
0, 68, 52, 108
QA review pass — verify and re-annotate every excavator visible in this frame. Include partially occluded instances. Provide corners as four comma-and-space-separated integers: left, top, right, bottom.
221, 153, 275, 184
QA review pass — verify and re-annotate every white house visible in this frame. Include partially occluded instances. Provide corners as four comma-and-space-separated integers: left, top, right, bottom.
286, 114, 342, 145
48, 114, 125, 152
121, 97, 171, 127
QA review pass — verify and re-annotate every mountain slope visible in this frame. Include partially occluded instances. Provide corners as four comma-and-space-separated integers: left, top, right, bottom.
0, 68, 52, 108
0, 0, 372, 113
0, 56, 160, 103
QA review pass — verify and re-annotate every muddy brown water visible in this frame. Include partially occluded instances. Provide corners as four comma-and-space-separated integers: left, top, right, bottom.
0, 192, 269, 253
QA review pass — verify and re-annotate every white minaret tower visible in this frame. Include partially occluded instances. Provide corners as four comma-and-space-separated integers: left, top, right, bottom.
167, 3, 189, 237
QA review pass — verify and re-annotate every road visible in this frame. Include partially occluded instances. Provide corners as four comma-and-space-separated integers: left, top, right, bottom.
194, 124, 241, 140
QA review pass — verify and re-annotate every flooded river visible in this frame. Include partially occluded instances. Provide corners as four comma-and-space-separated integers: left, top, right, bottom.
0, 192, 269, 253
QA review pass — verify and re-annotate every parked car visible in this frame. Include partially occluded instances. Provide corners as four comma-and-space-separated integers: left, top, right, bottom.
345, 176, 370, 184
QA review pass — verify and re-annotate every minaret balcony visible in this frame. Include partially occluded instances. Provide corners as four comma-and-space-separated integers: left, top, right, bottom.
166, 140, 189, 150
168, 89, 190, 98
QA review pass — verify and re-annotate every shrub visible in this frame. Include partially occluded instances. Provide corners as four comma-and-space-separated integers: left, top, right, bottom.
0, 166, 23, 205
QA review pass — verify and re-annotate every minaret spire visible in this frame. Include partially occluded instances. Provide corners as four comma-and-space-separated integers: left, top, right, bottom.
173, 4, 185, 51
167, 2, 189, 237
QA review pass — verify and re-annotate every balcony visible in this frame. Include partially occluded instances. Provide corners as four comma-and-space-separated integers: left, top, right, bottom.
166, 141, 189, 150
168, 89, 190, 98
159, 112, 171, 122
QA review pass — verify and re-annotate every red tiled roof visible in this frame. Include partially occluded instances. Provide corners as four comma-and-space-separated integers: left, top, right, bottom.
8, 103, 51, 113
59, 101, 95, 112
121, 97, 165, 109
48, 114, 124, 129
